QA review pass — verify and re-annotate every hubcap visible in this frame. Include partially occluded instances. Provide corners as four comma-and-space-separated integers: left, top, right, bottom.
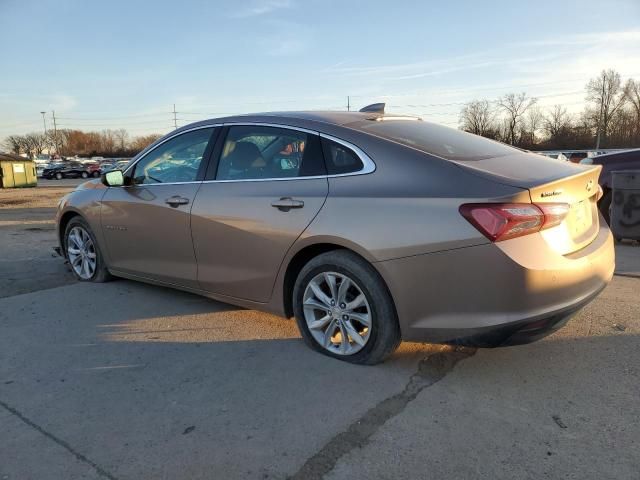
302, 272, 372, 355
66, 226, 97, 280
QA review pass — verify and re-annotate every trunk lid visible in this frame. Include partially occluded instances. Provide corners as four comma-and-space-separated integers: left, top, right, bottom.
529, 166, 601, 254
452, 152, 602, 254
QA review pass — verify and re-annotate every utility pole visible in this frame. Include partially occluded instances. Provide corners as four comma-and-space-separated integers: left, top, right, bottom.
347, 96, 350, 112
51, 110, 58, 154
173, 104, 178, 129
40, 111, 47, 135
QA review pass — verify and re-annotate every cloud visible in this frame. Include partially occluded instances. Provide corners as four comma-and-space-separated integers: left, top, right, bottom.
266, 38, 306, 56
230, 0, 293, 18
50, 93, 78, 111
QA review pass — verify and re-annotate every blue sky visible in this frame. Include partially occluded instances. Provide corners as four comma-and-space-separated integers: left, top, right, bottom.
1, 0, 639, 138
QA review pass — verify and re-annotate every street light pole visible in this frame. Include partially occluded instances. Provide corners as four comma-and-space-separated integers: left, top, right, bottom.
40, 111, 47, 135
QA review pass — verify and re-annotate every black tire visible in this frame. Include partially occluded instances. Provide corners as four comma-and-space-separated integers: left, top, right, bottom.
64, 217, 113, 282
55, 172, 63, 180
293, 250, 401, 365
599, 190, 612, 226
93, 171, 100, 178
81, 171, 89, 179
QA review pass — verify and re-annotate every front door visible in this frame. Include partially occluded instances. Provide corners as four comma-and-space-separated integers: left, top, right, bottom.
191, 125, 328, 302
100, 127, 216, 287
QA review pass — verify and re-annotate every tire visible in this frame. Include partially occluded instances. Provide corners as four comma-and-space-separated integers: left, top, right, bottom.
55, 172, 63, 180
81, 171, 89, 179
599, 190, 612, 226
293, 250, 401, 365
64, 217, 112, 282
93, 171, 100, 178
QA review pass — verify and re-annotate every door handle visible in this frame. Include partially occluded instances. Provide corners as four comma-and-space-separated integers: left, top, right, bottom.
165, 196, 190, 207
271, 197, 304, 211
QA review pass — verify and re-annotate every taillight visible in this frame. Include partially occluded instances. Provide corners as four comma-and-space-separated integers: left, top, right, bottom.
459, 203, 569, 242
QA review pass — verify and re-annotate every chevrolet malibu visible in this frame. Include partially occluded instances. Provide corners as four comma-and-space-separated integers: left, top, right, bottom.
55, 107, 615, 364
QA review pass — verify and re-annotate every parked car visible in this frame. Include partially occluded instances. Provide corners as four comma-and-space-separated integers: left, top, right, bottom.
42, 161, 92, 179
100, 163, 116, 172
84, 162, 102, 178
55, 108, 614, 364
581, 148, 640, 224
115, 160, 130, 170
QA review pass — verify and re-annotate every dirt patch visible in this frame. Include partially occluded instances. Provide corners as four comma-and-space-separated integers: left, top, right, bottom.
0, 187, 73, 209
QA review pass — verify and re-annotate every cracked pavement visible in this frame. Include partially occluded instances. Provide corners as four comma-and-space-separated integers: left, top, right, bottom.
1, 200, 639, 479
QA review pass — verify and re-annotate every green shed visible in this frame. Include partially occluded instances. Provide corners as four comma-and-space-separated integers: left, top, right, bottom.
0, 153, 37, 188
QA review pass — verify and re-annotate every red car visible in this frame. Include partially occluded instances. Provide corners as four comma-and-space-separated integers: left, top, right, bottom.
85, 162, 102, 178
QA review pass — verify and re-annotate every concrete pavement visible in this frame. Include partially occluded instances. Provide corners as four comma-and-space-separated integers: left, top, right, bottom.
0, 205, 638, 479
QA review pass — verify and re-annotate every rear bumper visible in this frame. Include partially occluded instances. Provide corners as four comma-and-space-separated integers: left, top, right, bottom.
430, 283, 605, 347
375, 216, 615, 347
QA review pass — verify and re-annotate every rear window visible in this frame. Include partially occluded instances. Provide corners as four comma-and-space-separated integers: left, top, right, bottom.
354, 119, 519, 161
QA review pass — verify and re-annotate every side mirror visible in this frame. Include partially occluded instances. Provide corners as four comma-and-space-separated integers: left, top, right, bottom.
102, 169, 124, 187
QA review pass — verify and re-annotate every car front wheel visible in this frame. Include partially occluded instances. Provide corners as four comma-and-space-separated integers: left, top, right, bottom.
293, 250, 401, 365
64, 217, 112, 282
55, 172, 63, 180
81, 171, 89, 178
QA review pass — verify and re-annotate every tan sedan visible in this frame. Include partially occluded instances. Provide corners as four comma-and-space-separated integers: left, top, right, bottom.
56, 108, 615, 364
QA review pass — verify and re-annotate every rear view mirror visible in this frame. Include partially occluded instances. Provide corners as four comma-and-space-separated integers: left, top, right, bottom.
102, 169, 124, 187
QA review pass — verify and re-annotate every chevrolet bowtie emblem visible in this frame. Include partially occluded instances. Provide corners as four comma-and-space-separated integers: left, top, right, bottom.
586, 180, 594, 192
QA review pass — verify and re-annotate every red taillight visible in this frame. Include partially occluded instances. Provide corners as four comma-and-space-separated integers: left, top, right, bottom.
459, 203, 569, 242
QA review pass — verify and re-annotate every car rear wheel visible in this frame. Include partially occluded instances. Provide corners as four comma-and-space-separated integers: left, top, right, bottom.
293, 250, 401, 365
93, 171, 100, 178
64, 217, 112, 282
81, 171, 89, 179
55, 172, 63, 180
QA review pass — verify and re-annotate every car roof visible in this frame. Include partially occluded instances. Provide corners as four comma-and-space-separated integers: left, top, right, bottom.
181, 110, 424, 131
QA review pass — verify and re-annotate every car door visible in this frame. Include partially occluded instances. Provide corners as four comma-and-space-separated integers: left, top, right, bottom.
191, 124, 328, 302
100, 126, 217, 288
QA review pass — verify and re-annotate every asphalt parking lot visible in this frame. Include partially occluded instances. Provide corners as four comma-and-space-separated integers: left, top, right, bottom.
1, 183, 639, 480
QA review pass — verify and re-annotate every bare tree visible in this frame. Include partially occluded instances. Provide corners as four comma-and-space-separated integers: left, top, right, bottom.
624, 78, 640, 140
525, 106, 544, 145
3, 135, 24, 155
544, 105, 572, 138
130, 134, 162, 152
497, 92, 537, 145
114, 128, 129, 152
586, 69, 626, 148
459, 99, 496, 136
22, 133, 48, 157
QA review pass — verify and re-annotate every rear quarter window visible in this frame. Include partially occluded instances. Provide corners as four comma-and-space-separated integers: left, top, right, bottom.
354, 119, 520, 161
321, 138, 364, 175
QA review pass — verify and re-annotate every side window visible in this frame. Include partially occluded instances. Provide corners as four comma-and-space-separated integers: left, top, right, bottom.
321, 138, 364, 175
131, 128, 213, 185
215, 126, 325, 180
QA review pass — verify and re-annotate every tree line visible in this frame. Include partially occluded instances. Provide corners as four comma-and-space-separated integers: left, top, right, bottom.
3, 129, 162, 158
459, 69, 640, 150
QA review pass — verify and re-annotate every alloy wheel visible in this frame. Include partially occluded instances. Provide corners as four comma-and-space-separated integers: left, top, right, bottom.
302, 271, 372, 355
66, 226, 97, 280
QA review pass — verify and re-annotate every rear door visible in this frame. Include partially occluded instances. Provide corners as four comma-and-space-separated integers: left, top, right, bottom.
191, 124, 328, 302
100, 127, 217, 287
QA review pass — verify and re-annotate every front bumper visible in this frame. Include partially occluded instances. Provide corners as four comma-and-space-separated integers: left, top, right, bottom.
375, 217, 615, 347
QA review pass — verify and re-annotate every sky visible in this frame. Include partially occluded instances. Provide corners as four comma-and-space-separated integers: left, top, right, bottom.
1, 0, 640, 139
